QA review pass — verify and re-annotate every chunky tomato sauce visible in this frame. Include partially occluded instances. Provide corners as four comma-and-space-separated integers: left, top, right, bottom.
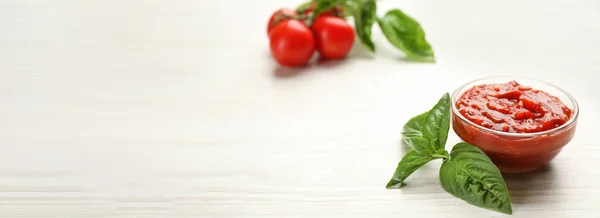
456, 80, 572, 133
452, 80, 577, 173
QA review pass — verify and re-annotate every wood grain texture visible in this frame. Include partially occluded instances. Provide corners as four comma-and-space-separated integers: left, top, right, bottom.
1, 0, 599, 217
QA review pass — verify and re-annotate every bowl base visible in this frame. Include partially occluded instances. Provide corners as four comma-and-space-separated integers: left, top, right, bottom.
498, 165, 542, 173
484, 148, 562, 174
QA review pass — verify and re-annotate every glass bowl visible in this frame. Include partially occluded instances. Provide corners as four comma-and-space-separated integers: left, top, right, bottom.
451, 76, 579, 173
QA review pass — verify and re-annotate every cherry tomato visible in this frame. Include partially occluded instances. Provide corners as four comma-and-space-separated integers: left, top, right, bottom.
311, 16, 354, 60
267, 8, 297, 36
302, 3, 344, 18
269, 20, 315, 67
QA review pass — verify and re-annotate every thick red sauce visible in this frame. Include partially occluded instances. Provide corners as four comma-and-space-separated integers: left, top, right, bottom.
456, 80, 572, 133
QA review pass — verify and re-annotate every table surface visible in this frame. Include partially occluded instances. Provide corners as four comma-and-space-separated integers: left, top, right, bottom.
1, 0, 600, 217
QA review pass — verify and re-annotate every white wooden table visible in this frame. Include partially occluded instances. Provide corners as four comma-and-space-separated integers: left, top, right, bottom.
1, 0, 599, 217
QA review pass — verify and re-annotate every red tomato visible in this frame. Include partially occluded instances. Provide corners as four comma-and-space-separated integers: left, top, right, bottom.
267, 8, 297, 36
269, 20, 315, 67
311, 16, 355, 60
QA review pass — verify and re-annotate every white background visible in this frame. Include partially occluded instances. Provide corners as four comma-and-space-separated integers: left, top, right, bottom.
1, 0, 599, 217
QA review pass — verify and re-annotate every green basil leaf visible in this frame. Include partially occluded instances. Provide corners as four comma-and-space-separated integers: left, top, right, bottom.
402, 111, 428, 140
341, 1, 354, 18
386, 150, 435, 189
438, 114, 451, 149
439, 143, 512, 214
404, 136, 433, 155
311, 0, 344, 21
352, 0, 377, 52
422, 93, 451, 150
377, 9, 435, 62
296, 1, 314, 12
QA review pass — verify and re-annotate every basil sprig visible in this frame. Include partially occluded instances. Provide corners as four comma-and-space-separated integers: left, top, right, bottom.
297, 0, 435, 62
386, 93, 513, 214
352, 1, 435, 61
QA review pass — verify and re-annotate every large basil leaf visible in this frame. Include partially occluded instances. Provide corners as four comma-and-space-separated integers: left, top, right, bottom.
402, 111, 428, 140
439, 143, 512, 214
386, 150, 435, 189
403, 136, 433, 155
422, 93, 451, 150
352, 0, 377, 52
377, 9, 435, 62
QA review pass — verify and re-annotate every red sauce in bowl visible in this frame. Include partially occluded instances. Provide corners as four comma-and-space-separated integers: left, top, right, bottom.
452, 79, 578, 173
456, 80, 572, 133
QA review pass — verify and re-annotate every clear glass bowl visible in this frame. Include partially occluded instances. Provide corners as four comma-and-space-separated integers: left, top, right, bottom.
451, 76, 579, 173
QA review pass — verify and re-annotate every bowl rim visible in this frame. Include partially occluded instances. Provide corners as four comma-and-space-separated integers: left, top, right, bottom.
451, 75, 580, 137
